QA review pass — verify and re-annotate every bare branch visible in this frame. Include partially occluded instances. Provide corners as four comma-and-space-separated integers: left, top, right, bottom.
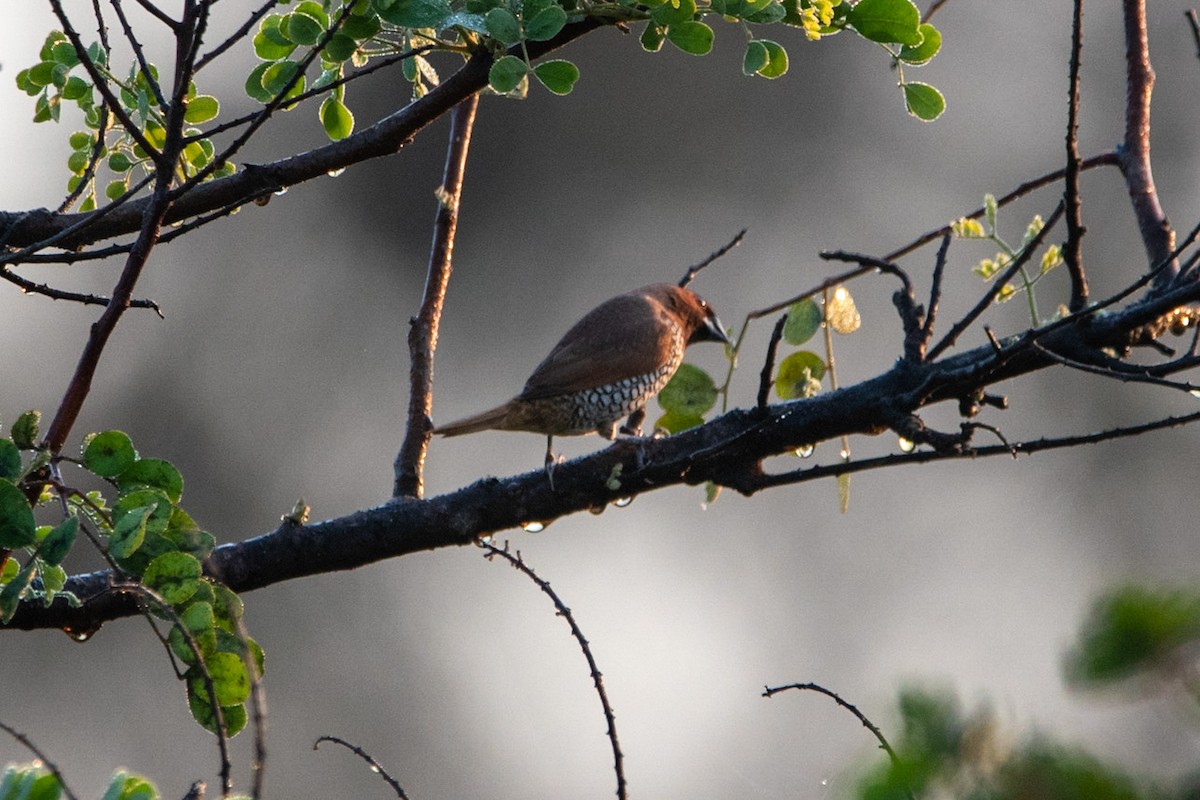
313, 737, 409, 799
0, 720, 80, 800
482, 542, 627, 800
1063, 0, 1089, 312
395, 94, 481, 499
1120, 0, 1178, 283
758, 315, 787, 409
763, 682, 911, 799
678, 228, 746, 287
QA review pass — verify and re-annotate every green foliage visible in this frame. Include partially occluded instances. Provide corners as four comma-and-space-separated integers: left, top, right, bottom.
656, 363, 719, 432
856, 687, 1166, 800
1065, 585, 1200, 688
15, 32, 232, 211
0, 419, 261, 738
0, 764, 166, 800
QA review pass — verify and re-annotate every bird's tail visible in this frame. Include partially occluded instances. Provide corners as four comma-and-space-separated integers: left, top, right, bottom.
433, 403, 511, 437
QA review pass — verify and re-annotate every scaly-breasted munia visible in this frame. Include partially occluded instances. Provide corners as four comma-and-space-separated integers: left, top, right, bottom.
435, 283, 729, 471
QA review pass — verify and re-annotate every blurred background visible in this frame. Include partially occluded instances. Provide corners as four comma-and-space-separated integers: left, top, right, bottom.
2, 1, 1200, 797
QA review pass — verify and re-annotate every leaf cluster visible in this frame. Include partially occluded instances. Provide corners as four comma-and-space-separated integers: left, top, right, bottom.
0, 418, 260, 738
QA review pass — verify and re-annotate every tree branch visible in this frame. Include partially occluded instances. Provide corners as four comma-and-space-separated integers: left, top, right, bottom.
1063, 0, 1089, 312
0, 20, 609, 255
11, 273, 1200, 632
395, 93, 480, 499
1120, 0, 1178, 284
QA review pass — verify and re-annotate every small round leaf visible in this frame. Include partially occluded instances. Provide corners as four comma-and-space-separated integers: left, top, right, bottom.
775, 351, 826, 400
666, 21, 713, 55
784, 297, 822, 344
488, 55, 528, 94
485, 8, 522, 44
525, 5, 568, 41
533, 60, 579, 95
82, 430, 136, 477
657, 363, 718, 416
143, 551, 203, 605
903, 81, 945, 121
320, 95, 355, 140
0, 440, 20, 482
0, 479, 36, 548
184, 95, 219, 124
827, 285, 862, 334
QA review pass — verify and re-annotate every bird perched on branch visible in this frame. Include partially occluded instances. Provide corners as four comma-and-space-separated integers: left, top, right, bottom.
434, 282, 729, 478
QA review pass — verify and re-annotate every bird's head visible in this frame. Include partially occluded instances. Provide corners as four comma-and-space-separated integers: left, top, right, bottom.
647, 283, 730, 346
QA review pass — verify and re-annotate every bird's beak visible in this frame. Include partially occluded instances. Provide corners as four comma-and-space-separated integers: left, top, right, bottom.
701, 315, 731, 345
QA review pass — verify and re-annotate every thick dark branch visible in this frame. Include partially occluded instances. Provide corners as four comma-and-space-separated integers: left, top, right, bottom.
1120, 0, 1178, 283
11, 275, 1200, 632
0, 20, 608, 255
395, 94, 480, 499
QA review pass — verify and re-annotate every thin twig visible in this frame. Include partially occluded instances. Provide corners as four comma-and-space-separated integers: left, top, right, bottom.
0, 720, 80, 800
678, 228, 746, 287
763, 682, 913, 800
395, 93, 480, 498
758, 315, 787, 409
194, 0, 277, 72
920, 233, 951, 351
884, 151, 1118, 262
1187, 9, 1200, 59
314, 736, 409, 799
747, 408, 1200, 492
1031, 340, 1200, 392
926, 201, 1065, 361
482, 542, 627, 800
1063, 0, 1089, 312
922, 0, 950, 23
111, 0, 168, 109
0, 265, 161, 313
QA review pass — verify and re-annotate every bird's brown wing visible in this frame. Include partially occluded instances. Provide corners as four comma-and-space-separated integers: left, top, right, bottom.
517, 291, 677, 401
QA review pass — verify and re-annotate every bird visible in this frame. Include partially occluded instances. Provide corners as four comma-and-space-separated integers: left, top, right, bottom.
434, 282, 729, 478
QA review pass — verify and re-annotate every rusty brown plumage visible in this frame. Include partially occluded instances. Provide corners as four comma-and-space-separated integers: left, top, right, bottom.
434, 284, 728, 457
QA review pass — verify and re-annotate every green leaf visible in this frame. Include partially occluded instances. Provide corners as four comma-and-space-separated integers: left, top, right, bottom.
282, 10, 325, 45
296, 0, 331, 27
899, 22, 941, 64
101, 771, 160, 800
903, 81, 945, 121
244, 62, 275, 103
665, 21, 713, 55
533, 60, 579, 95
440, 11, 488, 34
39, 516, 77, 566
754, 39, 788, 78
106, 179, 129, 200
654, 408, 705, 434
775, 350, 825, 400
108, 151, 133, 172
342, 13, 383, 40
658, 363, 718, 416
845, 0, 922, 45
640, 23, 665, 52
742, 40, 768, 75
261, 60, 302, 97
198, 651, 252, 706
117, 458, 184, 503
650, 0, 696, 27
187, 686, 248, 737
488, 55, 528, 94
184, 95, 219, 124
82, 430, 137, 477
110, 504, 155, 559
525, 5, 568, 41
11, 410, 41, 451
484, 8, 521, 44
67, 150, 90, 175
253, 28, 297, 61
374, 0, 453, 29
50, 41, 81, 66
784, 298, 822, 344
322, 32, 359, 62
320, 95, 355, 140
142, 551, 203, 605
62, 75, 89, 101
0, 561, 36, 623
27, 61, 57, 88
0, 440, 20, 482
0, 479, 37, 548
1065, 585, 1200, 686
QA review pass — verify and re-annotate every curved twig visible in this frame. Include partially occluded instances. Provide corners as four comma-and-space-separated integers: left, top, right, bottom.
314, 736, 409, 799
481, 542, 627, 800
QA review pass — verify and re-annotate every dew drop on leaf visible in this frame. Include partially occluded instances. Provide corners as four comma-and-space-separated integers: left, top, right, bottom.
612, 497, 633, 508
795, 443, 815, 458
898, 436, 915, 453
520, 521, 545, 533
